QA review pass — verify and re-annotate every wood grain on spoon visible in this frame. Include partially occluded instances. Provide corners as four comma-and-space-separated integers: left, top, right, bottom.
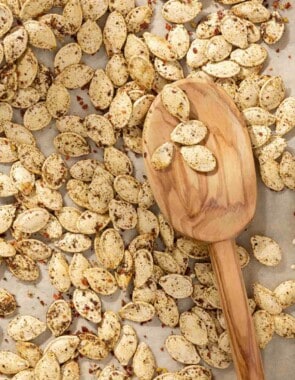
143, 78, 264, 380
143, 77, 256, 243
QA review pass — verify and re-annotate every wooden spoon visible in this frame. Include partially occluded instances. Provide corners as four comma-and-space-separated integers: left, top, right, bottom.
143, 78, 264, 380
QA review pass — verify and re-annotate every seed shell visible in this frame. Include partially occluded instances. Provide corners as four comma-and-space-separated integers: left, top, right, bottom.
133, 342, 156, 380
114, 324, 138, 366
119, 301, 155, 322
165, 335, 200, 365
8, 315, 46, 342
46, 299, 72, 337
73, 288, 102, 323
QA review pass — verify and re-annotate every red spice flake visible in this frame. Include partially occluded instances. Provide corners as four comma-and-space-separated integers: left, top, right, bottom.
76, 95, 82, 101
53, 292, 63, 300
288, 55, 292, 59
82, 104, 88, 110
276, 48, 280, 53
285, 2, 291, 9
160, 347, 164, 352
165, 23, 172, 31
40, 300, 46, 306
140, 22, 149, 30
273, 0, 279, 8
81, 326, 89, 333
121, 299, 127, 307
193, 48, 198, 54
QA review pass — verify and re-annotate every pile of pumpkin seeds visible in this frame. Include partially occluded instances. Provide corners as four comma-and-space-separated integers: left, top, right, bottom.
151, 85, 217, 173
0, 0, 294, 378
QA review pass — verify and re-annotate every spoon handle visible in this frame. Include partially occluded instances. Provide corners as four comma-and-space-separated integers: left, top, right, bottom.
209, 239, 264, 380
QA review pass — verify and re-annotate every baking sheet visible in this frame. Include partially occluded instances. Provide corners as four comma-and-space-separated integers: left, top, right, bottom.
0, 1, 294, 379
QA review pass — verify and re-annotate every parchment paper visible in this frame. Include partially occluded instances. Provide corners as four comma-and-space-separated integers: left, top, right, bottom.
0, 1, 294, 379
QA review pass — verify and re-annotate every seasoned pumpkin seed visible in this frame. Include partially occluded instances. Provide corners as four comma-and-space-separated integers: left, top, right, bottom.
73, 288, 102, 323
114, 324, 138, 366
119, 301, 155, 322
133, 342, 156, 380
151, 142, 174, 171
46, 299, 72, 337
78, 333, 108, 360
8, 315, 46, 342
165, 335, 200, 365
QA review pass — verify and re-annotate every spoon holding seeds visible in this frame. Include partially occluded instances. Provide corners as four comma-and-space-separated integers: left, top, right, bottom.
143, 78, 264, 380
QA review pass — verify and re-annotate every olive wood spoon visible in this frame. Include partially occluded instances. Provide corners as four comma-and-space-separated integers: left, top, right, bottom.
143, 78, 264, 380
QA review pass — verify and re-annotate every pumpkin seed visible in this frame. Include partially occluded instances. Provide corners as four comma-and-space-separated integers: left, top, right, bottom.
259, 158, 284, 192
274, 313, 295, 338
0, 288, 17, 316
137, 208, 159, 237
42, 153, 68, 190
0, 3, 13, 38
178, 365, 212, 380
78, 333, 108, 361
16, 239, 52, 261
275, 97, 295, 135
0, 239, 16, 258
194, 263, 215, 286
103, 11, 127, 57
55, 207, 81, 233
206, 35, 232, 62
77, 210, 110, 235
154, 251, 180, 274
23, 102, 51, 131
62, 0, 82, 35
162, 85, 190, 121
88, 175, 114, 214
162, 0, 202, 24
55, 232, 91, 253
0, 137, 18, 163
133, 342, 156, 380
44, 335, 79, 364
232, 1, 270, 23
171, 247, 189, 275
54, 43, 82, 75
274, 280, 295, 309
0, 171, 17, 197
46, 83, 70, 118
261, 11, 284, 45
243, 107, 276, 126
61, 360, 80, 380
128, 55, 155, 91
0, 102, 13, 125
259, 76, 285, 111
109, 199, 137, 230
104, 146, 133, 176
17, 48, 38, 89
180, 311, 208, 346
171, 120, 207, 146
124, 34, 149, 62
39, 214, 63, 240
46, 299, 72, 337
248, 125, 271, 148
109, 0, 135, 17
151, 142, 174, 171
279, 151, 295, 190
54, 132, 90, 157
89, 69, 114, 110
77, 20, 102, 55
159, 274, 193, 299
203, 60, 240, 78
119, 301, 155, 322
56, 63, 94, 89
48, 251, 71, 292
67, 179, 90, 209
253, 310, 274, 349
167, 24, 190, 60
220, 15, 248, 49
105, 53, 129, 88
84, 267, 117, 296
6, 254, 39, 281
154, 289, 179, 327
0, 351, 29, 375
137, 181, 154, 209
80, 0, 108, 20
35, 180, 63, 211
114, 324, 138, 366
198, 344, 232, 369
4, 26, 28, 63
165, 335, 200, 365
13, 207, 49, 233
186, 38, 209, 69
0, 204, 16, 233
236, 245, 250, 268
231, 44, 268, 67
108, 91, 132, 129
73, 288, 101, 323
16, 342, 41, 369
251, 235, 282, 266
154, 58, 184, 82
69, 159, 99, 182
253, 283, 282, 315
97, 311, 121, 349
126, 5, 153, 34
192, 306, 219, 343
4, 122, 35, 146
143, 32, 177, 62
8, 315, 46, 342
255, 136, 286, 162
69, 253, 90, 290
181, 145, 216, 172
24, 20, 56, 49
115, 249, 133, 290
10, 87, 40, 109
